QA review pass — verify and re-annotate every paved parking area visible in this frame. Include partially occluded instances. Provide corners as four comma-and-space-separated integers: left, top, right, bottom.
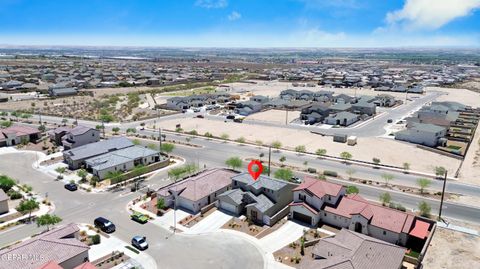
185, 210, 233, 234
258, 221, 307, 253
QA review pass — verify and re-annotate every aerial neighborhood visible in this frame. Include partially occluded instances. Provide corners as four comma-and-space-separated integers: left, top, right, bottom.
0, 47, 479, 269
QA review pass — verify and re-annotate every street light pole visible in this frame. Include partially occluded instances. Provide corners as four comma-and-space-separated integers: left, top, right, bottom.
438, 171, 448, 221
268, 145, 272, 176
159, 128, 162, 152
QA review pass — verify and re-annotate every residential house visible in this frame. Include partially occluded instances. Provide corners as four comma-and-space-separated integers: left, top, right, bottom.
84, 145, 162, 180
157, 168, 237, 213
301, 228, 406, 269
217, 173, 296, 225
289, 177, 346, 226
352, 101, 376, 116
0, 223, 89, 269
300, 103, 331, 124
48, 87, 78, 97
325, 112, 359, 126
395, 123, 447, 147
249, 95, 269, 103
234, 101, 262, 116
0, 189, 8, 214
323, 194, 432, 246
63, 137, 134, 169
0, 125, 41, 147
374, 94, 397, 107
61, 126, 100, 150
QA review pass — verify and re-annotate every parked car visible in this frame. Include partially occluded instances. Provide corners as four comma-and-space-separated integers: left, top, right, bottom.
291, 176, 301, 183
131, 236, 148, 250
64, 183, 78, 191
94, 217, 116, 233
131, 212, 149, 224
196, 115, 204, 118
226, 115, 235, 120
387, 119, 393, 123
233, 118, 243, 123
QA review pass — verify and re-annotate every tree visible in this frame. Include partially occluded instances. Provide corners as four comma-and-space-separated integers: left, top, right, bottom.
379, 192, 391, 206
417, 178, 432, 194
126, 128, 136, 134
16, 199, 40, 221
132, 139, 141, 145
403, 162, 410, 172
160, 143, 175, 156
225, 157, 243, 170
156, 198, 166, 210
0, 120, 13, 128
340, 151, 352, 162
315, 148, 327, 157
295, 145, 306, 154
55, 167, 66, 175
76, 169, 88, 183
346, 168, 356, 179
346, 186, 359, 194
271, 141, 282, 151
38, 125, 46, 132
274, 168, 293, 181
0, 175, 16, 192
279, 156, 286, 166
381, 173, 394, 186
36, 214, 62, 230
132, 164, 148, 179
95, 125, 104, 130
105, 171, 124, 184
112, 127, 120, 135
435, 166, 447, 177
147, 143, 158, 150
372, 158, 381, 165
418, 201, 432, 218
61, 118, 68, 125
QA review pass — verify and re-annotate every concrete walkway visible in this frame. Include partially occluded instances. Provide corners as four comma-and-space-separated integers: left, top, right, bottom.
184, 210, 233, 234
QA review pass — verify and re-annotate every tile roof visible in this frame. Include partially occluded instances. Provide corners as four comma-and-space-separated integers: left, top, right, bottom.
293, 177, 344, 198
85, 145, 159, 171
232, 173, 289, 191
325, 194, 415, 233
36, 261, 63, 269
302, 229, 405, 269
0, 223, 89, 269
290, 202, 319, 215
73, 262, 97, 269
409, 219, 431, 239
0, 189, 8, 201
64, 137, 133, 161
2, 125, 40, 136
158, 168, 237, 201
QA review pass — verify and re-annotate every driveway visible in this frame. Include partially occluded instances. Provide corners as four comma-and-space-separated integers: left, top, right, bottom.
185, 210, 233, 234
151, 209, 191, 231
258, 221, 307, 253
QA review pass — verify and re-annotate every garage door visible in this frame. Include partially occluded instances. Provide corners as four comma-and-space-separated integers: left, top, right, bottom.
219, 201, 237, 214
293, 211, 312, 226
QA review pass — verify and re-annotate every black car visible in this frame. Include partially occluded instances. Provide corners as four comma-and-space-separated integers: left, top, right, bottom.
64, 183, 78, 191
94, 217, 116, 233
226, 115, 235, 120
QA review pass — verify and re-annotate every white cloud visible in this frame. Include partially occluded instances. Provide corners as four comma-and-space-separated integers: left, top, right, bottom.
386, 0, 480, 30
227, 11, 241, 21
195, 0, 227, 9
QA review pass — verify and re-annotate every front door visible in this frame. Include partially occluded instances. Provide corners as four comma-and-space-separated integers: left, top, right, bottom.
251, 210, 258, 222
355, 222, 362, 233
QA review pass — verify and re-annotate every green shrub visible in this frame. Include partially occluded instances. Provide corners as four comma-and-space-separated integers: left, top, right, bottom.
91, 234, 101, 245
125, 245, 140, 254
7, 190, 22, 200
323, 170, 338, 177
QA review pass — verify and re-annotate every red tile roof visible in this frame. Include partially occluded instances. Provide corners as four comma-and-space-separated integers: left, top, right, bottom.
293, 177, 344, 198
290, 202, 319, 214
36, 261, 63, 269
409, 219, 430, 239
74, 262, 97, 269
2, 125, 40, 136
325, 195, 415, 234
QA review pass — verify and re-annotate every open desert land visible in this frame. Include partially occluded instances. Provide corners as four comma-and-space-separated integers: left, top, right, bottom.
157, 116, 461, 174
245, 109, 301, 125
457, 122, 480, 185
422, 221, 480, 269
429, 86, 480, 107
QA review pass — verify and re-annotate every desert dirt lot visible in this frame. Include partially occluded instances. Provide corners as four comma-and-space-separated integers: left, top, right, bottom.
246, 109, 301, 125
157, 116, 461, 174
457, 123, 480, 185
422, 222, 480, 269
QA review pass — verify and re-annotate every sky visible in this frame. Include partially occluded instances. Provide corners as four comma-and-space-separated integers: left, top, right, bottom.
0, 0, 479, 47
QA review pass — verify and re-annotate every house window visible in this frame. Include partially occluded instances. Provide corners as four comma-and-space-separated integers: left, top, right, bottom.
234, 181, 237, 186
299, 194, 306, 201
334, 215, 337, 220
324, 213, 326, 217
383, 231, 386, 235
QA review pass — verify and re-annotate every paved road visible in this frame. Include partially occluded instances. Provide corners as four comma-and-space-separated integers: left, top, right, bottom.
0, 153, 264, 269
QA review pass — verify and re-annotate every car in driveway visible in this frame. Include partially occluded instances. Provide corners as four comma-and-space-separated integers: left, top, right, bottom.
94, 217, 116, 233
64, 183, 78, 191
131, 211, 149, 224
132, 236, 148, 250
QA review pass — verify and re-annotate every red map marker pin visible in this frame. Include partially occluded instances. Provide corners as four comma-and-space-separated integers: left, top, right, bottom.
248, 160, 263, 181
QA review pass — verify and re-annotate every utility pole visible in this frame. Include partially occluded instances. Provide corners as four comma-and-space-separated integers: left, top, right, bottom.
159, 128, 162, 152
438, 170, 448, 221
285, 108, 288, 125
268, 145, 272, 176
101, 121, 105, 139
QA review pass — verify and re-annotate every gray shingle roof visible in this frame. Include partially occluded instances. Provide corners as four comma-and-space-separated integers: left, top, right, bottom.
64, 137, 133, 161
232, 173, 288, 191
85, 145, 159, 170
